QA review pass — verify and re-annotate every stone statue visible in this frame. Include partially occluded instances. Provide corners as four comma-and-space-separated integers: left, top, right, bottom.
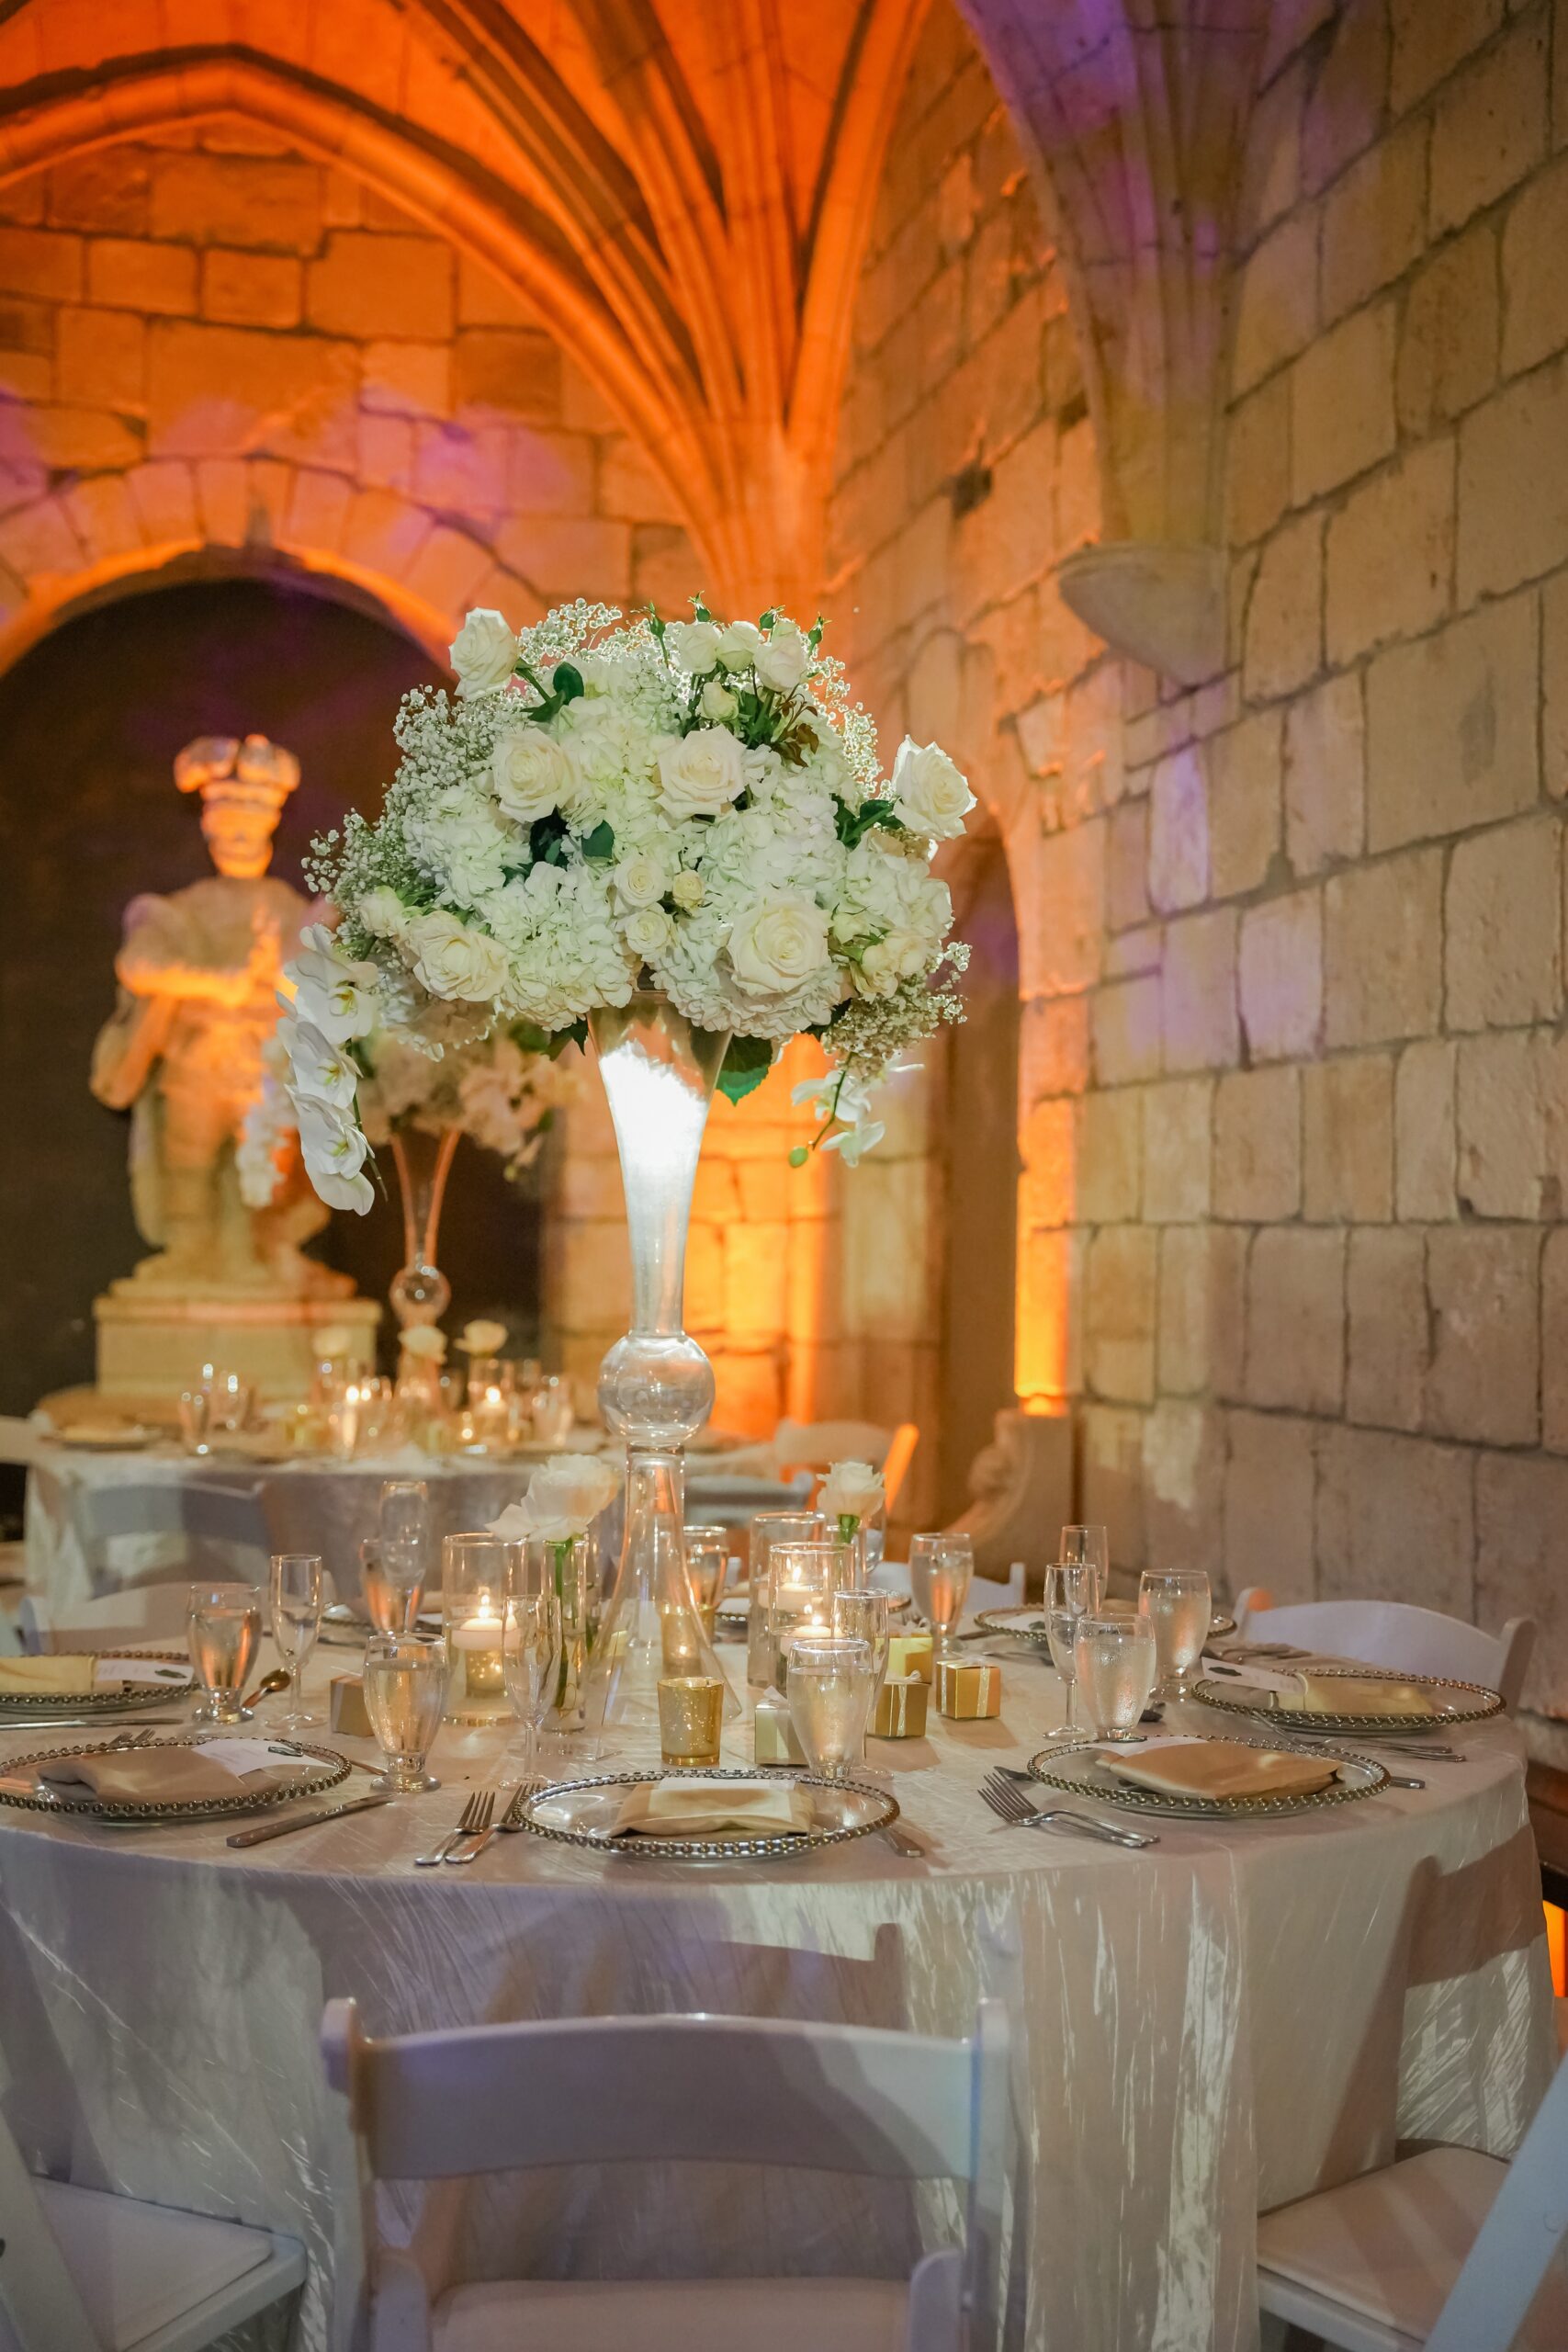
91, 734, 340, 1295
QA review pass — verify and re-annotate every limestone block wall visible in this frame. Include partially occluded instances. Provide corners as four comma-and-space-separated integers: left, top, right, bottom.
832, 0, 1568, 1735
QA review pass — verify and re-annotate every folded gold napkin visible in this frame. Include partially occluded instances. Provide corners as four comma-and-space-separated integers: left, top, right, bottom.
1277, 1672, 1437, 1717
613, 1777, 816, 1840
1102, 1741, 1340, 1802
0, 1656, 97, 1697
25, 1744, 309, 1806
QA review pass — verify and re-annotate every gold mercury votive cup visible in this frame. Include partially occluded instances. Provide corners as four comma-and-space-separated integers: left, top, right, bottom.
658, 1676, 725, 1767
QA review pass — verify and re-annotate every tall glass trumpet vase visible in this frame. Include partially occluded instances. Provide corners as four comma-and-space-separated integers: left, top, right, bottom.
389, 1125, 459, 1332
583, 993, 739, 1740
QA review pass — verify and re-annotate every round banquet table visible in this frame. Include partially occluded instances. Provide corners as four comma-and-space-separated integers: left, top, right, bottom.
0, 1642, 1553, 2352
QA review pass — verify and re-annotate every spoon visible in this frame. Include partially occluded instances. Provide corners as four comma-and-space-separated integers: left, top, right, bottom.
239, 1668, 290, 1714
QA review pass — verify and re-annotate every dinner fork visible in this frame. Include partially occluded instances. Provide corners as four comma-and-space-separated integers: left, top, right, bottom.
443, 1786, 497, 1865
414, 1787, 492, 1868
979, 1770, 1156, 1849
497, 1779, 547, 1832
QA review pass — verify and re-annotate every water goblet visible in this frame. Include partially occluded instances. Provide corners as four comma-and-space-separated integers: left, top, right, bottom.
1058, 1525, 1110, 1600
1039, 1561, 1102, 1745
268, 1552, 323, 1729
1074, 1612, 1158, 1743
908, 1532, 975, 1657
359, 1538, 424, 1633
363, 1632, 446, 1793
1138, 1568, 1212, 1702
502, 1586, 560, 1779
785, 1634, 875, 1784
186, 1581, 262, 1724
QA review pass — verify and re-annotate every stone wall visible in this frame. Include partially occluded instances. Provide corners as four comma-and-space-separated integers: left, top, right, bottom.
831, 0, 1568, 1735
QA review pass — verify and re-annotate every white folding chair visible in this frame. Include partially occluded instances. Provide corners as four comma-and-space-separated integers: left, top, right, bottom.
1235, 1590, 1535, 1707
0, 2076, 304, 2352
1257, 2042, 1568, 2350
18, 1584, 194, 1655
770, 1420, 921, 1514
321, 1998, 1010, 2352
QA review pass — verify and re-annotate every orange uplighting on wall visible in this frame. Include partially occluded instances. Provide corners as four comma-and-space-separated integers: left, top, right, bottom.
1547, 1902, 1566, 1999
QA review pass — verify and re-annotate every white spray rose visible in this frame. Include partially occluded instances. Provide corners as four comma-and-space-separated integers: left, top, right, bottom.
670, 869, 705, 911
755, 618, 811, 694
656, 726, 748, 820
818, 1459, 885, 1526
357, 887, 410, 942
449, 607, 516, 695
492, 725, 579, 825
295, 1096, 373, 1214
613, 852, 668, 909
666, 620, 722, 673
700, 679, 739, 722
624, 905, 674, 961
855, 926, 931, 998
405, 911, 511, 1003
716, 620, 763, 672
890, 737, 976, 841
728, 894, 832, 996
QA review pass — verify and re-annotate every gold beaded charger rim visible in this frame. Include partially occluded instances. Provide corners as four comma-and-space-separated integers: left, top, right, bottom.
0, 1651, 194, 1717
1025, 1735, 1390, 1820
1191, 1668, 1504, 1737
0, 1735, 350, 1824
514, 1765, 900, 1861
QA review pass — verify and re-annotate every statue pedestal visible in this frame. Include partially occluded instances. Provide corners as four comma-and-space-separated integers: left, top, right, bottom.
95, 1288, 382, 1402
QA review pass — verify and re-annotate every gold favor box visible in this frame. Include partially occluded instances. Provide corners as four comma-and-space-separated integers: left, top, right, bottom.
871, 1674, 929, 1739
753, 1691, 806, 1767
936, 1658, 1002, 1720
330, 1676, 374, 1738
885, 1632, 934, 1684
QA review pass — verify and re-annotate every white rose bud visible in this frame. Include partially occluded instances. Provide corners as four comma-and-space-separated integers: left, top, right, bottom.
890, 736, 976, 842
728, 894, 832, 996
755, 617, 811, 694
613, 852, 668, 910
667, 620, 722, 674
449, 607, 517, 696
356, 886, 409, 942
491, 725, 579, 825
655, 726, 748, 820
700, 678, 739, 722
404, 911, 511, 1003
818, 1458, 885, 1524
716, 619, 763, 672
623, 905, 673, 963
670, 869, 705, 911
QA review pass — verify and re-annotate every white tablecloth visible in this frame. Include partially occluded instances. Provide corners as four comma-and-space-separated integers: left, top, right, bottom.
0, 1647, 1552, 2352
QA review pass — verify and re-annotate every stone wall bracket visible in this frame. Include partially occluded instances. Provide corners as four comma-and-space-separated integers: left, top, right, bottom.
1056, 541, 1226, 688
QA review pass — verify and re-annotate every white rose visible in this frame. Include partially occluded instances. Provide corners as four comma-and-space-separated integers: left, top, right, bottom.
670, 869, 705, 911
449, 607, 516, 695
356, 887, 409, 942
458, 1318, 508, 1354
700, 679, 739, 722
405, 911, 511, 1003
656, 726, 748, 820
613, 852, 668, 910
855, 926, 929, 998
296, 1096, 374, 1214
494, 1451, 618, 1541
491, 725, 579, 825
716, 620, 763, 672
755, 618, 811, 694
400, 1324, 446, 1361
728, 893, 832, 996
667, 620, 722, 674
890, 736, 976, 841
281, 1015, 358, 1110
624, 905, 673, 962
818, 1458, 885, 1525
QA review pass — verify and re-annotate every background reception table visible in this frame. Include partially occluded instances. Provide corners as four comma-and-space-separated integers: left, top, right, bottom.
0, 1649, 1552, 2352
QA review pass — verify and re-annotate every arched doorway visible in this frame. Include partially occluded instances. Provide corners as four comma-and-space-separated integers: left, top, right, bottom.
0, 569, 545, 1419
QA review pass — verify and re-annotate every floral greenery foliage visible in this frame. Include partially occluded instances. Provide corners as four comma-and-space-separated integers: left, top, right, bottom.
285, 598, 974, 1207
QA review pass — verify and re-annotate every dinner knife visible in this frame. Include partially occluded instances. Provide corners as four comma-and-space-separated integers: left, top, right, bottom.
226, 1793, 391, 1847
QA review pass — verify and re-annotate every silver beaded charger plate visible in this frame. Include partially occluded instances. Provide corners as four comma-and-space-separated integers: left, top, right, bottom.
1026, 1736, 1388, 1820
516, 1767, 900, 1861
0, 1736, 350, 1825
975, 1606, 1235, 1645
0, 1653, 194, 1718
1191, 1668, 1503, 1738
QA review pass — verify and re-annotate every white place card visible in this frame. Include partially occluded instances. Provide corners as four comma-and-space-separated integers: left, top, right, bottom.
95, 1658, 195, 1687
191, 1738, 315, 1780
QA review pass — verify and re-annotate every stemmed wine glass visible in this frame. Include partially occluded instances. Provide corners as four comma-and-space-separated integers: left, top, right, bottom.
268, 1552, 323, 1729
502, 1587, 561, 1780
1039, 1561, 1102, 1746
1138, 1569, 1212, 1703
1059, 1525, 1110, 1587
908, 1532, 974, 1657
186, 1582, 262, 1724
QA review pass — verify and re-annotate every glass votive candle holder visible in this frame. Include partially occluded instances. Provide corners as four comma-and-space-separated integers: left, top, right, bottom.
658, 1675, 725, 1767
767, 1539, 848, 1693
441, 1532, 519, 1724
746, 1511, 825, 1687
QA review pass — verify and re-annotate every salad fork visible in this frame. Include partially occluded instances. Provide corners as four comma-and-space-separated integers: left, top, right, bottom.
415, 1787, 491, 1868
979, 1770, 1156, 1849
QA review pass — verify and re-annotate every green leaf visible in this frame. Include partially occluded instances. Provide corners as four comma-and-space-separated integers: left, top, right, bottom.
552, 661, 584, 702
788, 1144, 808, 1168
757, 607, 777, 630
528, 811, 570, 866
581, 820, 615, 862
716, 1032, 773, 1105
693, 597, 714, 624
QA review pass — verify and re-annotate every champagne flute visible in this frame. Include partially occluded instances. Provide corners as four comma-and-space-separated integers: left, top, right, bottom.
379, 1478, 430, 1556
502, 1587, 560, 1778
682, 1523, 732, 1630
1138, 1569, 1212, 1702
785, 1634, 875, 1783
908, 1532, 974, 1657
1039, 1561, 1100, 1745
1059, 1525, 1110, 1600
832, 1588, 892, 1703
1075, 1613, 1157, 1743
359, 1538, 425, 1633
363, 1632, 446, 1792
268, 1553, 323, 1729
186, 1582, 262, 1724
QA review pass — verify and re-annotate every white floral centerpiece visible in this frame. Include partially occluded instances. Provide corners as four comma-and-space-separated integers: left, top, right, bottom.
280, 595, 974, 1194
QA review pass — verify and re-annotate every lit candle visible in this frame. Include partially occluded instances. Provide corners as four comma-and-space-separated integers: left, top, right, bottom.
453, 1588, 504, 1695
